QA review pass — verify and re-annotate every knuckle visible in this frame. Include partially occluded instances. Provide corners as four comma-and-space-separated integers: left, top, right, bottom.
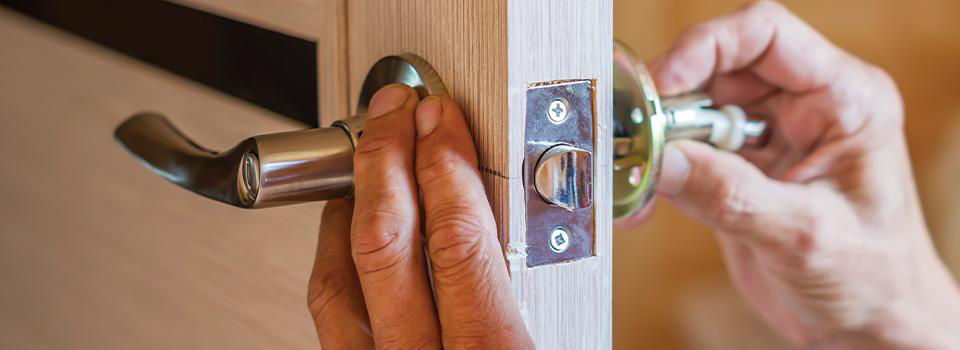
350, 209, 414, 275
307, 270, 352, 319
441, 332, 489, 349
767, 213, 830, 270
679, 21, 713, 42
417, 148, 475, 187
788, 221, 830, 270
376, 334, 441, 350
867, 65, 904, 123
354, 132, 403, 161
743, 0, 786, 15
704, 174, 751, 228
790, 229, 821, 258
427, 208, 490, 275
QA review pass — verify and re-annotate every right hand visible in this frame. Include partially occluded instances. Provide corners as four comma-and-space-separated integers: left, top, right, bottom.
648, 1, 960, 348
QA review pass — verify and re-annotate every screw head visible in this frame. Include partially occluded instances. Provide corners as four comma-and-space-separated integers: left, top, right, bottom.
547, 98, 569, 124
549, 227, 571, 253
237, 151, 260, 206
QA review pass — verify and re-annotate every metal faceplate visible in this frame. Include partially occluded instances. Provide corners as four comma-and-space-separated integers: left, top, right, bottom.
525, 80, 596, 267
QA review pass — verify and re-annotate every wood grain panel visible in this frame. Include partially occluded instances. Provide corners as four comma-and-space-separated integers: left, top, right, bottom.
0, 9, 321, 349
506, 1, 613, 349
348, 1, 613, 348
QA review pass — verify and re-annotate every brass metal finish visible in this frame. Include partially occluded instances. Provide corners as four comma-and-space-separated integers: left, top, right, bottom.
612, 42, 666, 219
612, 42, 770, 218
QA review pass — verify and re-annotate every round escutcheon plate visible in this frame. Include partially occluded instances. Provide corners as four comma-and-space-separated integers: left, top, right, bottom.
612, 42, 667, 219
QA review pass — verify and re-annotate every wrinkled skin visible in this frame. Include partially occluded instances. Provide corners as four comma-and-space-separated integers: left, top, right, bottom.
647, 1, 960, 348
306, 1, 960, 349
306, 85, 533, 349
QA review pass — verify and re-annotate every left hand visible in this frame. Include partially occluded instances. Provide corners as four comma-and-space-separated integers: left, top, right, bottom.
306, 84, 533, 349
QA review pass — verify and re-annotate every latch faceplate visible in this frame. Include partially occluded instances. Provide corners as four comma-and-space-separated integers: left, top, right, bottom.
524, 80, 596, 267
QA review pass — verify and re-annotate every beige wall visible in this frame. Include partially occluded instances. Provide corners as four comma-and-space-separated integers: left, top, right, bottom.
613, 0, 960, 348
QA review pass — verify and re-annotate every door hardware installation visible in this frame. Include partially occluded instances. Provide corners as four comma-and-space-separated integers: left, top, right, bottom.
115, 54, 446, 208
114, 45, 770, 272
611, 41, 768, 218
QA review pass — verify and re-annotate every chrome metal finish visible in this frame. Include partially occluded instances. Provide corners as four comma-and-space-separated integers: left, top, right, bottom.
547, 98, 569, 124
661, 93, 768, 149
115, 54, 447, 209
238, 152, 260, 206
115, 112, 355, 208
662, 94, 715, 142
251, 127, 355, 206
612, 41, 772, 218
525, 80, 596, 267
535, 144, 592, 211
336, 54, 448, 148
549, 227, 571, 253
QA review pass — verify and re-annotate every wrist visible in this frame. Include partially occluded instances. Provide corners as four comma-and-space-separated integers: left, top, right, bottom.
816, 253, 960, 350
867, 265, 960, 349
875, 293, 960, 350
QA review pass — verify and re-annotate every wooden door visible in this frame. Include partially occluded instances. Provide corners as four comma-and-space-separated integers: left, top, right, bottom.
348, 1, 613, 348
0, 1, 345, 349
0, 0, 614, 348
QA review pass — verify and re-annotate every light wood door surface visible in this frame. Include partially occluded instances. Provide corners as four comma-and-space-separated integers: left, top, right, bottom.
0, 7, 324, 350
0, 0, 615, 348
348, 1, 613, 348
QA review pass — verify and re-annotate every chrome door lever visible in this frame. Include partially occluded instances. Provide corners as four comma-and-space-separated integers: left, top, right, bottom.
115, 113, 355, 208
114, 54, 446, 208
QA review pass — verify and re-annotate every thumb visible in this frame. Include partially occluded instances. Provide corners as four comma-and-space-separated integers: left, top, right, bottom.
657, 140, 815, 248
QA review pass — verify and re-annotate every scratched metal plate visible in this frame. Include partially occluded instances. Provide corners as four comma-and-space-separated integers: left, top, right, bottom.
525, 80, 596, 267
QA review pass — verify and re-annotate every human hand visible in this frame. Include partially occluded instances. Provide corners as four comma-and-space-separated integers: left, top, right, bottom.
649, 1, 960, 348
306, 85, 533, 349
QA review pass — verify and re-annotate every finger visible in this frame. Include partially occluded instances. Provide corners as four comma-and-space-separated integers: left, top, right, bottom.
706, 70, 777, 107
656, 140, 821, 250
614, 198, 656, 230
413, 96, 533, 348
308, 200, 374, 349
350, 84, 441, 347
651, 0, 846, 96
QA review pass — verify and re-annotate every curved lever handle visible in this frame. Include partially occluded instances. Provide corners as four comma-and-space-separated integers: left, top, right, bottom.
113, 54, 448, 209
115, 112, 355, 208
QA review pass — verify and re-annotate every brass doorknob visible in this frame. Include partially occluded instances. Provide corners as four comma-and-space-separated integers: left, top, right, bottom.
612, 41, 770, 218
114, 54, 446, 208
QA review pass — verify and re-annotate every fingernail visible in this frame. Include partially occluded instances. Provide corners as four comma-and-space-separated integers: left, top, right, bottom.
657, 144, 691, 196
368, 84, 412, 119
415, 96, 443, 137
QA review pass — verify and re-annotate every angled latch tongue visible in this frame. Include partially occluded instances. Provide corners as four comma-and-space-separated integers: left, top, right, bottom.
534, 144, 593, 211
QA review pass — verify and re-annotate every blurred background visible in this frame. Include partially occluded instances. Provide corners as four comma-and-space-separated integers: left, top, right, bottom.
613, 0, 960, 348
1, 0, 958, 349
